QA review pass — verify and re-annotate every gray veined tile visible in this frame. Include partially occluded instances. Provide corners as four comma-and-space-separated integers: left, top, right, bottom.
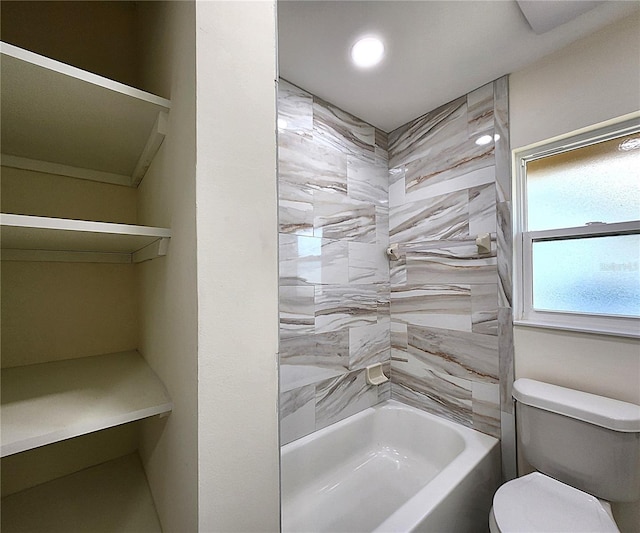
400, 164, 495, 205
391, 321, 408, 351
471, 284, 498, 336
391, 284, 473, 332
497, 200, 513, 308
279, 285, 315, 338
279, 329, 349, 371
348, 241, 386, 284
467, 82, 494, 138
389, 252, 407, 288
278, 79, 313, 135
280, 364, 344, 393
347, 155, 388, 207
279, 199, 314, 236
469, 183, 497, 236
403, 136, 495, 199
498, 307, 515, 413
314, 194, 376, 243
278, 129, 347, 204
349, 322, 391, 370
375, 128, 389, 152
494, 76, 511, 204
389, 190, 469, 244
472, 381, 501, 438
279, 234, 348, 286
390, 368, 473, 429
315, 284, 378, 333
407, 325, 498, 384
388, 96, 467, 168
406, 241, 497, 285
376, 206, 390, 250
388, 168, 407, 208
312, 97, 376, 160
315, 369, 380, 430
280, 384, 316, 445
377, 285, 391, 321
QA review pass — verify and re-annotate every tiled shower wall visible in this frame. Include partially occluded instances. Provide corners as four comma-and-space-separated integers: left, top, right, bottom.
278, 77, 513, 448
278, 80, 391, 445
387, 78, 512, 441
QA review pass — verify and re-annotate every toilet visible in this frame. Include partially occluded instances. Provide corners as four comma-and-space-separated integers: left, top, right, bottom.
490, 378, 640, 532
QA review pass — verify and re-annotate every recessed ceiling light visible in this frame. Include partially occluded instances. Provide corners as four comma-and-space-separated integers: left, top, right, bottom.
351, 37, 384, 68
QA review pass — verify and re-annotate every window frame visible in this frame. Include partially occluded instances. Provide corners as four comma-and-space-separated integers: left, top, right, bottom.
513, 116, 640, 338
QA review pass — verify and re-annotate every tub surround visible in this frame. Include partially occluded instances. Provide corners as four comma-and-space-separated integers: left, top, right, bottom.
278, 77, 513, 448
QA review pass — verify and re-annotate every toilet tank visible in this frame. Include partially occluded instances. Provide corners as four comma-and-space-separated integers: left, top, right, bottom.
513, 378, 640, 502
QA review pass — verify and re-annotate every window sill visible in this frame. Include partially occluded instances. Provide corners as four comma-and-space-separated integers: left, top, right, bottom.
514, 319, 640, 340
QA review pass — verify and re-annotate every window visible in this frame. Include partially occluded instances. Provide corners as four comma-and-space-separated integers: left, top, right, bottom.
514, 117, 640, 338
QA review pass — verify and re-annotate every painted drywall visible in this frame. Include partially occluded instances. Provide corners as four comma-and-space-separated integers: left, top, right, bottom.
510, 13, 640, 533
195, 2, 280, 531
135, 2, 198, 532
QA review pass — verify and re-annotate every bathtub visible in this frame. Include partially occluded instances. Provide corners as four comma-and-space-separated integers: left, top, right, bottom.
281, 400, 501, 532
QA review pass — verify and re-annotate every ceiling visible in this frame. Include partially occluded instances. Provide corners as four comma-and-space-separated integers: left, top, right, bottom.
277, 0, 639, 132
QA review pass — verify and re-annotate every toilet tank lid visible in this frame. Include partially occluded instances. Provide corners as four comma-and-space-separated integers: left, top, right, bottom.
513, 379, 640, 432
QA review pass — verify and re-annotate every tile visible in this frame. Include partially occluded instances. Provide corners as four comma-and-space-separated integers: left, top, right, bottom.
494, 76, 511, 204
498, 307, 515, 413
279, 199, 314, 236
471, 284, 498, 336
349, 322, 391, 370
278, 79, 313, 135
314, 192, 376, 243
404, 137, 495, 199
390, 369, 473, 429
472, 381, 501, 438
402, 164, 495, 205
375, 128, 389, 152
389, 190, 469, 244
389, 252, 407, 287
279, 285, 315, 338
406, 241, 497, 285
377, 285, 391, 321
348, 241, 385, 284
407, 325, 498, 384
391, 321, 408, 351
280, 384, 315, 445
278, 130, 347, 204
388, 171, 407, 208
279, 329, 349, 372
467, 82, 494, 138
315, 369, 380, 430
376, 206, 390, 250
279, 234, 349, 286
313, 97, 376, 160
314, 284, 378, 333
391, 284, 473, 332
497, 200, 513, 308
280, 364, 343, 393
469, 183, 497, 236
388, 96, 467, 168
347, 155, 388, 207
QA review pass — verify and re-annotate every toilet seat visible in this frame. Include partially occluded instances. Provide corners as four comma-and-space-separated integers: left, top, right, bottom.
492, 472, 620, 532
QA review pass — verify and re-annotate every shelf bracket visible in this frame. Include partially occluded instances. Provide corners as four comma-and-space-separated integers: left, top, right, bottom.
130, 111, 169, 187
132, 237, 170, 263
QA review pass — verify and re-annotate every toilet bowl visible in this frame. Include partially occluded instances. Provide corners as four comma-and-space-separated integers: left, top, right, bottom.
489, 472, 619, 532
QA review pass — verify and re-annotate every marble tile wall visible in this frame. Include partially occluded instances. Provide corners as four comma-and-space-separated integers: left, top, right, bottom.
387, 78, 512, 441
278, 80, 391, 445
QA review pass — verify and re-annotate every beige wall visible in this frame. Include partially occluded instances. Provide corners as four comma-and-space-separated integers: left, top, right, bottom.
510, 13, 640, 532
195, 2, 280, 531
135, 2, 199, 532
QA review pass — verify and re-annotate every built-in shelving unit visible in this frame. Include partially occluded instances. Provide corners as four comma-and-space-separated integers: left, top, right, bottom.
1, 34, 173, 531
1, 213, 171, 263
1, 454, 162, 532
1, 351, 173, 457
1, 41, 171, 188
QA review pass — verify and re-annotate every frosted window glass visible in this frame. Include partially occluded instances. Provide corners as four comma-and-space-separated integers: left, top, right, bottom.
532, 234, 640, 317
527, 134, 640, 231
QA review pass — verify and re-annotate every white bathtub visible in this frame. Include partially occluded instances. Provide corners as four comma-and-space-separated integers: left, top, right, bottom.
281, 400, 501, 532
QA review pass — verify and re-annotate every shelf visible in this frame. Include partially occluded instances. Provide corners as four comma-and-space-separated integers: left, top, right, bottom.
1, 213, 171, 263
0, 41, 171, 187
1, 351, 173, 457
1, 453, 162, 532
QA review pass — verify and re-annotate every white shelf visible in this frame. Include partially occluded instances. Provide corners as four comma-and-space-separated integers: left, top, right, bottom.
1, 351, 173, 457
1, 213, 171, 263
0, 41, 171, 187
1, 453, 162, 532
